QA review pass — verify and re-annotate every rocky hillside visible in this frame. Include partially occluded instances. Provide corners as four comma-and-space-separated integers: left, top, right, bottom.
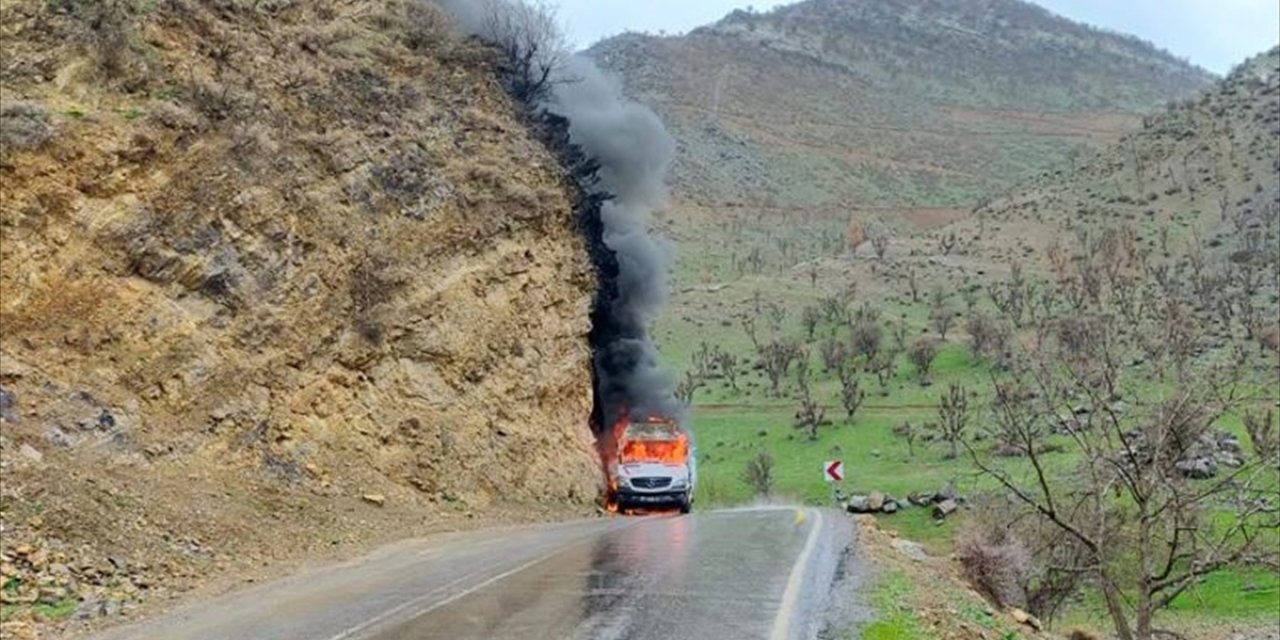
589, 0, 1214, 218
961, 47, 1279, 266
0, 1, 601, 634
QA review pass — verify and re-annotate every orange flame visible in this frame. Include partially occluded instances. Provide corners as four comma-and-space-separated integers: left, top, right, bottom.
620, 434, 689, 464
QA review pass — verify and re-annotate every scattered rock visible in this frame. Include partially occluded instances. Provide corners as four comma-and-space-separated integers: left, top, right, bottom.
361, 493, 386, 506
890, 538, 929, 561
881, 500, 898, 514
1175, 458, 1216, 479
868, 491, 886, 511
18, 443, 43, 464
0, 388, 16, 423
845, 495, 871, 513
933, 499, 959, 519
907, 492, 936, 507
1010, 607, 1043, 630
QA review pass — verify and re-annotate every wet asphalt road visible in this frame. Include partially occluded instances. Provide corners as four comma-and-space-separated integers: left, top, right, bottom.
89, 508, 853, 640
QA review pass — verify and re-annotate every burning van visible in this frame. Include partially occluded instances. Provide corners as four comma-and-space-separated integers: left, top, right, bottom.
607, 416, 696, 514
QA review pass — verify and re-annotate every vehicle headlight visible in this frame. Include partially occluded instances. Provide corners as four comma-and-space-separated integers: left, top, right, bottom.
670, 478, 688, 489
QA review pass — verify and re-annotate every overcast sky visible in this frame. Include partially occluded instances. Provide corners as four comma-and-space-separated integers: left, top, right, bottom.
553, 0, 1280, 75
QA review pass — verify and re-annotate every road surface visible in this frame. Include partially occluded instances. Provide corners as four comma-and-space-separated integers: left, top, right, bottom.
89, 508, 857, 640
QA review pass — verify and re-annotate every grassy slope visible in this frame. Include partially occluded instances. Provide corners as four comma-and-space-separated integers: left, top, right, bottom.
654, 50, 1280, 634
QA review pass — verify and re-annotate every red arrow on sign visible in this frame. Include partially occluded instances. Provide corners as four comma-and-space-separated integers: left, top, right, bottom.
824, 460, 844, 482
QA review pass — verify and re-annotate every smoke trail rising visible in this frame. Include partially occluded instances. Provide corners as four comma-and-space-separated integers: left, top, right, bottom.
434, 0, 680, 430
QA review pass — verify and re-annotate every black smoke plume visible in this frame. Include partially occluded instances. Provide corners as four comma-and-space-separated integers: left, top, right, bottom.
435, 1, 681, 433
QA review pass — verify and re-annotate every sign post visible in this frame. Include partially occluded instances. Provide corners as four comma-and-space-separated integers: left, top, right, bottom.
823, 460, 844, 505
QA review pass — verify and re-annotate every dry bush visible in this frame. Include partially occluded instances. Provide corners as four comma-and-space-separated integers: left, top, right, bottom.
402, 1, 448, 51
0, 102, 52, 153
741, 450, 774, 497
56, 0, 148, 84
956, 521, 1031, 609
849, 315, 882, 361
908, 337, 939, 382
146, 101, 202, 132
966, 311, 1010, 362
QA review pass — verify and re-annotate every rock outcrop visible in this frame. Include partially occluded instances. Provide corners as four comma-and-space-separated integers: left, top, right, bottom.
0, 1, 602, 632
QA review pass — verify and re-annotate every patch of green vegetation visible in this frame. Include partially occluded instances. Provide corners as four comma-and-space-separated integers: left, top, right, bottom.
0, 598, 77, 623
121, 107, 146, 120
1061, 567, 1280, 633
1167, 568, 1280, 619
63, 108, 87, 119
861, 571, 926, 640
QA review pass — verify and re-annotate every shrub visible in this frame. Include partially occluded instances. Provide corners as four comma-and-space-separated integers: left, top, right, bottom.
956, 522, 1031, 609
0, 102, 52, 153
741, 450, 774, 497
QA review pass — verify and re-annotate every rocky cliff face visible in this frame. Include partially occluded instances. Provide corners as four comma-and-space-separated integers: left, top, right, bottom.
0, 1, 600, 632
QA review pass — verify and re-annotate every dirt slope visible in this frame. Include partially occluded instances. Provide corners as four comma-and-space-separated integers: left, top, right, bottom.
1, 1, 601, 635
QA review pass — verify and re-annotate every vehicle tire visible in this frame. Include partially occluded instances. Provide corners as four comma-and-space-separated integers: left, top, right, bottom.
679, 493, 692, 514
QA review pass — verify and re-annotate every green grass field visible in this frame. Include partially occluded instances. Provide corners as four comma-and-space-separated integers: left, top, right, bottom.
655, 255, 1280, 631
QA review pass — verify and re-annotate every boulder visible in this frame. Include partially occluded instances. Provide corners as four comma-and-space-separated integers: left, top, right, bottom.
867, 491, 886, 511
933, 498, 959, 519
1011, 608, 1043, 630
881, 500, 898, 514
1175, 458, 1216, 479
890, 538, 928, 561
845, 495, 871, 513
907, 492, 935, 507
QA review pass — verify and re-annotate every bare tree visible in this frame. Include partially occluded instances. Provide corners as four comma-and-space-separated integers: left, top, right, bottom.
674, 369, 703, 406
713, 350, 739, 392
472, 0, 568, 105
892, 314, 909, 352
819, 336, 846, 372
801, 305, 821, 341
741, 450, 775, 497
894, 420, 919, 457
850, 310, 883, 364
934, 383, 970, 459
837, 361, 866, 425
966, 312, 1010, 363
908, 337, 939, 384
869, 349, 897, 396
740, 314, 760, 350
939, 231, 958, 255
691, 341, 714, 378
818, 293, 851, 325
765, 301, 787, 334
871, 234, 889, 261
966, 326, 1278, 640
760, 340, 802, 397
792, 356, 825, 440
930, 303, 955, 340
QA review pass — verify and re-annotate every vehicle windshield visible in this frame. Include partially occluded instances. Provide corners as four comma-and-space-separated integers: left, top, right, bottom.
620, 421, 688, 464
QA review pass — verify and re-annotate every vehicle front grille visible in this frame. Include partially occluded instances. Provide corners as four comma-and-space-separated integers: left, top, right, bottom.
630, 477, 672, 489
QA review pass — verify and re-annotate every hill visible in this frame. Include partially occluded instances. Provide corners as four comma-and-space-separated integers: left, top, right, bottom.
961, 46, 1280, 269
655, 47, 1278, 638
0, 1, 602, 635
588, 0, 1215, 221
